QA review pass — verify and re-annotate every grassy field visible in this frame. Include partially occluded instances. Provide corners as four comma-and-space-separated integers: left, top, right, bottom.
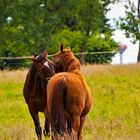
0, 64, 140, 140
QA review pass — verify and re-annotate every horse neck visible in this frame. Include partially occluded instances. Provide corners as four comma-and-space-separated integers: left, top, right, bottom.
32, 73, 46, 97
28, 64, 37, 86
65, 57, 81, 74
23, 64, 37, 101
25, 64, 46, 95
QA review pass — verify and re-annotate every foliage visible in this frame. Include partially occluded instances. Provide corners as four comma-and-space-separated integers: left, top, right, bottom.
116, 0, 140, 60
0, 0, 119, 65
117, 0, 140, 43
46, 29, 85, 53
85, 32, 117, 64
46, 29, 117, 64
0, 59, 31, 70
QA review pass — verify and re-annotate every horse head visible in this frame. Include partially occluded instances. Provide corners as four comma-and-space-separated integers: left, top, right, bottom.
52, 44, 81, 73
31, 50, 55, 81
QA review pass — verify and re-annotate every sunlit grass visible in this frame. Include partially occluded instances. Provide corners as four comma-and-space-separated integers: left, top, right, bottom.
0, 64, 140, 139
82, 64, 140, 139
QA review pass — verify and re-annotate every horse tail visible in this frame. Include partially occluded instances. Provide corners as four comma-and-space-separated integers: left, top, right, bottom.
49, 77, 66, 135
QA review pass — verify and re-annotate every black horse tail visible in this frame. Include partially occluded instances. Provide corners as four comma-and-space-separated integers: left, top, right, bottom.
50, 77, 66, 135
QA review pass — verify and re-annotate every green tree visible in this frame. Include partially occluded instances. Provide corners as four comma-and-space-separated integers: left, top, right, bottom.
0, 0, 41, 56
53, 0, 118, 63
0, 0, 82, 56
0, 0, 118, 65
116, 0, 140, 61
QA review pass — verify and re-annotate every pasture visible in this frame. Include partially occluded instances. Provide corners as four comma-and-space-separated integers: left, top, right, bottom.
0, 64, 140, 140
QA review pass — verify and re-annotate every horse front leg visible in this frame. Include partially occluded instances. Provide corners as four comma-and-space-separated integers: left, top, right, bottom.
29, 109, 42, 140
44, 117, 50, 136
43, 108, 50, 137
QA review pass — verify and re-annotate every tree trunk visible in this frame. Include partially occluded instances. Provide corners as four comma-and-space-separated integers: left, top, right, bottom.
79, 43, 86, 64
79, 35, 89, 64
137, 42, 140, 62
138, 0, 140, 18
137, 0, 140, 62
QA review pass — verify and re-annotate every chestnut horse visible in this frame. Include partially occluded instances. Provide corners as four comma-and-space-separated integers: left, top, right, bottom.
23, 51, 55, 140
47, 45, 92, 140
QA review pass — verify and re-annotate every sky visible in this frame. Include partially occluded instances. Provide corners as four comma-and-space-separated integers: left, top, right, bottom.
106, 0, 139, 64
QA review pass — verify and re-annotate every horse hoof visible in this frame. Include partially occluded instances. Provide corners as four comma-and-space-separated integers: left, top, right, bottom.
44, 129, 50, 137
37, 137, 42, 140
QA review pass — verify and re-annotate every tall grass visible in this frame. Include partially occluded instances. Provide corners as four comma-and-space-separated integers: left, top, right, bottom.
0, 64, 140, 140
82, 64, 140, 140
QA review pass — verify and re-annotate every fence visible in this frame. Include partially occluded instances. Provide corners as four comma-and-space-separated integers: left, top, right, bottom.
0, 50, 137, 69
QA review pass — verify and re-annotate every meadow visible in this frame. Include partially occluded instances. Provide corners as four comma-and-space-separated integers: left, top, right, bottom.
0, 64, 140, 140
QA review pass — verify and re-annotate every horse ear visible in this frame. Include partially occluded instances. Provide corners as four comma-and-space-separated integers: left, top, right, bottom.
30, 57, 37, 62
60, 44, 64, 52
43, 50, 48, 57
39, 46, 46, 53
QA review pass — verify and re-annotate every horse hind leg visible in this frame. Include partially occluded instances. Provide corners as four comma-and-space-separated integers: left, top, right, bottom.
67, 120, 72, 133
78, 116, 86, 140
29, 109, 42, 140
71, 116, 80, 140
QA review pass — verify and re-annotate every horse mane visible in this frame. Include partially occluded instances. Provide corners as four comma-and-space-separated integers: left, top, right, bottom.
62, 50, 81, 73
67, 57, 81, 72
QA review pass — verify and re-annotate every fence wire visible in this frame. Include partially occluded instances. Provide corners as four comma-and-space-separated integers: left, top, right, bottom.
0, 50, 137, 69
0, 51, 117, 60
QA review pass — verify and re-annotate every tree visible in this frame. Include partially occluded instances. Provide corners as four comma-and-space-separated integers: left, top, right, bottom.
116, 0, 140, 61
0, 0, 42, 56
0, 0, 82, 56
0, 0, 118, 65
58, 0, 118, 63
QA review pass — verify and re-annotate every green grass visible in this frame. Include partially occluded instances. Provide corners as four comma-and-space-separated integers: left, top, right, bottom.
0, 65, 140, 140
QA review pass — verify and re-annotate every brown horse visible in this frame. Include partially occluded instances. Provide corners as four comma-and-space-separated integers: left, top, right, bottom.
23, 51, 55, 140
47, 45, 92, 140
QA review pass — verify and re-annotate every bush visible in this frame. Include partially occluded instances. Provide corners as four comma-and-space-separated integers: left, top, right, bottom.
0, 59, 31, 70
